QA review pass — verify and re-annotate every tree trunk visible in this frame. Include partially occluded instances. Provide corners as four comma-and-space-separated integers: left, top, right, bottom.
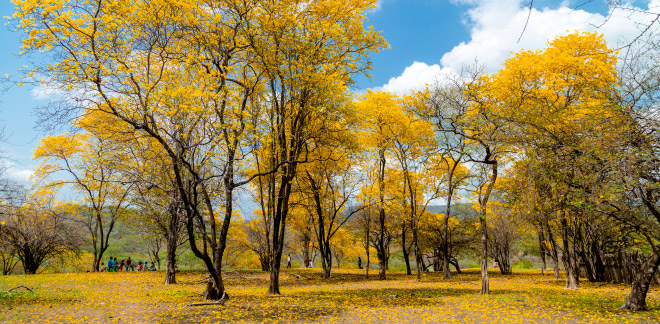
565, 266, 579, 289
620, 247, 660, 311
152, 247, 161, 271
1, 255, 17, 275
433, 248, 440, 272
92, 257, 101, 273
403, 250, 411, 275
497, 242, 512, 275
21, 252, 41, 275
385, 249, 390, 270
478, 162, 497, 295
376, 148, 387, 281
366, 248, 370, 279
591, 242, 606, 282
479, 215, 489, 295
319, 234, 332, 279
576, 227, 596, 282
538, 230, 547, 275
268, 185, 287, 295
322, 252, 332, 279
378, 255, 387, 279
203, 274, 226, 300
414, 232, 421, 281
201, 233, 227, 301
450, 258, 462, 274
203, 157, 238, 301
268, 179, 291, 295
311, 177, 333, 279
268, 262, 281, 295
364, 212, 370, 279
164, 235, 177, 284
302, 239, 310, 269
561, 216, 579, 289
376, 227, 387, 280
402, 224, 411, 275
443, 187, 454, 280
259, 253, 270, 271
267, 149, 298, 295
546, 224, 560, 280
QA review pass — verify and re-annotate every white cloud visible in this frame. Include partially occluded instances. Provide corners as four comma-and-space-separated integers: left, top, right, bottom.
378, 62, 453, 95
1, 161, 33, 182
379, 0, 660, 94
375, 0, 382, 11
6, 168, 33, 182
31, 83, 63, 101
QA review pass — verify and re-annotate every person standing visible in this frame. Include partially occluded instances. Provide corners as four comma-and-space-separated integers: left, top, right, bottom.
108, 257, 115, 272
287, 254, 292, 269
357, 256, 362, 269
126, 257, 132, 271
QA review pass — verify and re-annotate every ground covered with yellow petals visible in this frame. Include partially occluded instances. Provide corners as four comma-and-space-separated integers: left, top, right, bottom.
1, 269, 659, 323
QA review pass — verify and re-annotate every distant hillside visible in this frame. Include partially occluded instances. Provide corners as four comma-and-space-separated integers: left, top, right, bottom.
425, 203, 474, 217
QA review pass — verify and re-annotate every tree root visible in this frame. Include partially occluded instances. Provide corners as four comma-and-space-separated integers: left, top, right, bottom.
187, 291, 228, 307
1, 285, 33, 296
187, 301, 226, 307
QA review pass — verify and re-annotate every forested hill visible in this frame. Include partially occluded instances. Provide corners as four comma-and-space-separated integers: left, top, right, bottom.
425, 204, 474, 218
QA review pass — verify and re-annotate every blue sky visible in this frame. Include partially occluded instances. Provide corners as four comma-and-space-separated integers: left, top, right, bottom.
1, 0, 42, 180
0, 0, 658, 184
355, 0, 472, 88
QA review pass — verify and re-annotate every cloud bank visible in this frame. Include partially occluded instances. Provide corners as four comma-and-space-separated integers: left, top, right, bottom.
380, 0, 660, 95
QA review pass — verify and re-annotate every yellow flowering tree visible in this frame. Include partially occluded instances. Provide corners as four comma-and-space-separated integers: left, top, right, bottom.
485, 31, 620, 290
33, 133, 133, 272
14, 0, 386, 300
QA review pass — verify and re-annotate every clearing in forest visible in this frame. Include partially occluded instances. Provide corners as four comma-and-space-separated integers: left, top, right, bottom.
1, 269, 659, 323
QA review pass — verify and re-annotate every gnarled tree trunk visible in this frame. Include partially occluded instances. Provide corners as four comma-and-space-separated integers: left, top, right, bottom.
620, 246, 660, 311
164, 235, 177, 284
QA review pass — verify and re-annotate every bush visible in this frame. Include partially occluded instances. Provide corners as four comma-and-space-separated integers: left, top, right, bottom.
513, 259, 534, 269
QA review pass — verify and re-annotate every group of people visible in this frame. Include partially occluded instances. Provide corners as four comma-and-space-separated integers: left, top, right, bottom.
286, 254, 313, 268
102, 256, 157, 272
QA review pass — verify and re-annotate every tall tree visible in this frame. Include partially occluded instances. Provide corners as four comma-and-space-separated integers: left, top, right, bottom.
296, 146, 364, 279
243, 0, 386, 294
390, 92, 443, 279
484, 32, 620, 290
431, 70, 507, 294
614, 37, 660, 310
33, 133, 133, 272
427, 82, 472, 280
356, 90, 406, 280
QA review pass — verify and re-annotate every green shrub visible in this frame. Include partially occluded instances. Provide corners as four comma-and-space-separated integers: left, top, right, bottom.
513, 259, 534, 269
